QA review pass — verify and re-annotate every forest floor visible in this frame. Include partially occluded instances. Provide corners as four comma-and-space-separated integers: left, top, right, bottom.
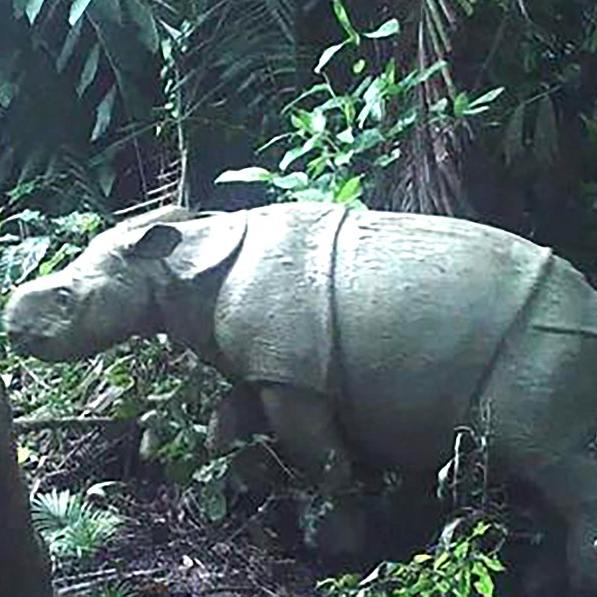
12, 357, 324, 596
50, 480, 322, 596
29, 424, 325, 597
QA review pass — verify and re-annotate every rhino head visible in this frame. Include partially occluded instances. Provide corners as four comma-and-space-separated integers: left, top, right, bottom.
4, 205, 248, 362
4, 221, 183, 361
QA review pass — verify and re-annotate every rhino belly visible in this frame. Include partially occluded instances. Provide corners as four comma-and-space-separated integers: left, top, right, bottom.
333, 211, 554, 470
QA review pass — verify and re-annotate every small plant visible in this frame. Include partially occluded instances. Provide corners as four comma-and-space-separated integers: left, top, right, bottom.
318, 520, 505, 597
31, 488, 122, 559
215, 0, 503, 208
0, 208, 103, 293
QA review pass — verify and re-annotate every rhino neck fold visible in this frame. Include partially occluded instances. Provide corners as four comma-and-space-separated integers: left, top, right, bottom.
159, 263, 234, 367
213, 204, 349, 393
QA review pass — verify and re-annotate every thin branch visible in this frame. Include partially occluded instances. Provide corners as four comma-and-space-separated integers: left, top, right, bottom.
14, 416, 131, 433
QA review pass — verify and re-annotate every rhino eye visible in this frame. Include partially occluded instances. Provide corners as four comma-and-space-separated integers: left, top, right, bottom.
55, 288, 73, 308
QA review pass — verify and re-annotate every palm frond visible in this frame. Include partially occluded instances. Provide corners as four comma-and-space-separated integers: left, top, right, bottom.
374, 0, 476, 215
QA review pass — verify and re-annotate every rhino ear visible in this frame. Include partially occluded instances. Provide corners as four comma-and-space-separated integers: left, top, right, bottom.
128, 224, 182, 259
170, 210, 247, 280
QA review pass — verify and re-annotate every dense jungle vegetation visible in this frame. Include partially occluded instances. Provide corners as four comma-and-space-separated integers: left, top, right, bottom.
1, 0, 597, 595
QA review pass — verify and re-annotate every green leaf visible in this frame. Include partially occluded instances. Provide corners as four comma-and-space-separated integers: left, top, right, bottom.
279, 136, 318, 171
77, 43, 100, 97
333, 150, 354, 166
282, 83, 330, 114
332, 0, 359, 44
0, 236, 51, 291
354, 128, 385, 152
453, 92, 470, 118
433, 551, 450, 570
337, 128, 354, 144
479, 553, 506, 572
357, 78, 384, 127
271, 172, 309, 190
430, 97, 449, 114
290, 110, 326, 135
462, 105, 490, 116
307, 155, 329, 178
353, 59, 366, 75
311, 111, 326, 134
334, 175, 362, 203
25, 0, 47, 23
472, 563, 495, 597
257, 133, 294, 154
57, 17, 83, 73
364, 18, 400, 39
468, 86, 505, 108
376, 147, 401, 167
400, 60, 447, 91
314, 41, 348, 74
91, 85, 117, 141
38, 244, 80, 276
69, 0, 94, 25
214, 167, 272, 184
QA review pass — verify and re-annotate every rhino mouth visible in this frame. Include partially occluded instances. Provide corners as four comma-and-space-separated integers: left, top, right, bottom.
8, 332, 62, 361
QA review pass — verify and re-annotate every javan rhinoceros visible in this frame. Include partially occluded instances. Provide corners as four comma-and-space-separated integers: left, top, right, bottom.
5, 202, 597, 593
0, 379, 52, 597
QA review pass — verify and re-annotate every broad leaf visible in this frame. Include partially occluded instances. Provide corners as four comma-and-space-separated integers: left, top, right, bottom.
91, 85, 117, 141
271, 172, 308, 190
0, 236, 51, 291
332, 0, 359, 44
77, 43, 100, 97
357, 78, 384, 127
314, 41, 348, 74
453, 92, 470, 118
334, 175, 362, 203
214, 167, 272, 184
468, 86, 505, 108
69, 0, 94, 25
57, 18, 83, 73
282, 83, 330, 114
25, 0, 47, 24
364, 18, 400, 39
279, 136, 318, 171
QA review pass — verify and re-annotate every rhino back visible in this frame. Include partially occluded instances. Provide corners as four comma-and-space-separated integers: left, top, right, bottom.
334, 211, 555, 468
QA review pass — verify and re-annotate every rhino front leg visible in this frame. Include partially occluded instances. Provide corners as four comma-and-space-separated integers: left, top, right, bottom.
259, 384, 372, 561
259, 384, 353, 491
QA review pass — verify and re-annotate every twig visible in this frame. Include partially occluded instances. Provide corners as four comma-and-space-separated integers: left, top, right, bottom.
198, 588, 262, 595
55, 566, 167, 595
14, 416, 131, 433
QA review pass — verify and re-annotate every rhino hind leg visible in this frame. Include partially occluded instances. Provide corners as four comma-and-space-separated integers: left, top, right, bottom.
484, 320, 597, 594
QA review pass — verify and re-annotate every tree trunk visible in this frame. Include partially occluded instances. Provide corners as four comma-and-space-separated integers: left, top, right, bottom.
0, 379, 52, 597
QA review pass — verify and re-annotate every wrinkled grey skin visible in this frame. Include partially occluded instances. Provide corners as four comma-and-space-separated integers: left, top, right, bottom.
6, 202, 597, 593
0, 379, 52, 596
